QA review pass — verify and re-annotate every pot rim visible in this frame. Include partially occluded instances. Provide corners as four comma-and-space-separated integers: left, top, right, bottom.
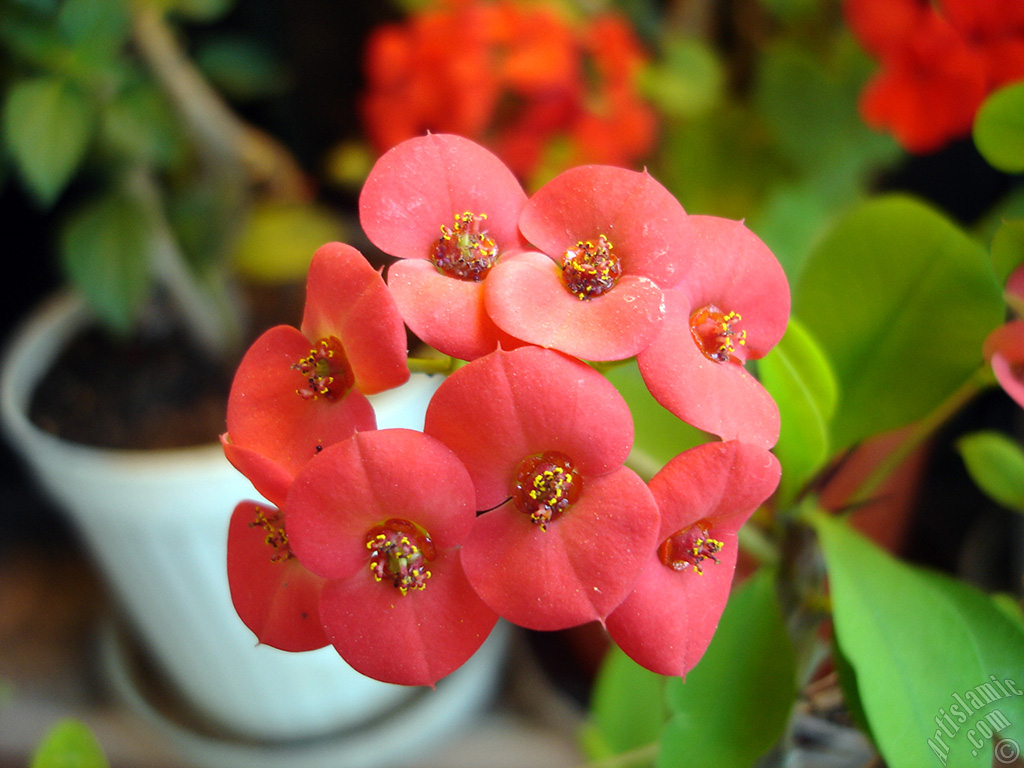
0, 290, 228, 467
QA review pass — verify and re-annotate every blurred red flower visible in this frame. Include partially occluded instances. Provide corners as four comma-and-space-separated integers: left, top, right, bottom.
846, 0, 1024, 153
360, 0, 657, 181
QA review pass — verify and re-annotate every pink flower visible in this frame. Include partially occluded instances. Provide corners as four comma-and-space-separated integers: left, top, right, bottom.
985, 320, 1024, 408
605, 440, 781, 677
423, 346, 661, 630
226, 501, 328, 652
359, 133, 529, 360
283, 429, 498, 687
222, 242, 408, 504
637, 215, 790, 449
485, 164, 690, 361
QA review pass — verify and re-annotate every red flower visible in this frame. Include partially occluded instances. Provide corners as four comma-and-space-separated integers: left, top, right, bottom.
605, 441, 781, 677
226, 501, 328, 652
359, 133, 528, 361
360, 0, 657, 181
846, 0, 1024, 153
423, 346, 661, 630
485, 165, 691, 361
637, 215, 789, 449
985, 320, 1024, 408
223, 242, 408, 505
283, 429, 498, 687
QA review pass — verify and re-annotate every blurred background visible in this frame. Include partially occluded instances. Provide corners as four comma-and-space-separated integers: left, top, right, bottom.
0, 0, 1021, 765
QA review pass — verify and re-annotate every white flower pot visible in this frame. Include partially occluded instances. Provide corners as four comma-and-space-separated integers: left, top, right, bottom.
0, 292, 505, 748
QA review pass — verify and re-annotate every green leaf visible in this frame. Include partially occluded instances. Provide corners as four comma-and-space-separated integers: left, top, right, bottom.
794, 195, 1003, 451
758, 317, 838, 508
991, 219, 1024, 289
101, 80, 185, 169
60, 191, 152, 334
657, 568, 796, 768
57, 0, 129, 61
974, 82, 1024, 174
603, 359, 710, 479
639, 36, 723, 119
957, 430, 1024, 514
581, 644, 667, 764
30, 718, 109, 768
811, 511, 1024, 768
2, 76, 96, 206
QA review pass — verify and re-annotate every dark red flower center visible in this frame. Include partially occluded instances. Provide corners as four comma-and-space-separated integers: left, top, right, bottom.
365, 518, 436, 594
690, 305, 747, 364
657, 518, 724, 575
561, 234, 621, 300
250, 506, 294, 563
513, 451, 582, 529
292, 336, 355, 400
431, 211, 499, 281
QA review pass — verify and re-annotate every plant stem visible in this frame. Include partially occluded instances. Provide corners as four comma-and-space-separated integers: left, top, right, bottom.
130, 1, 309, 201
129, 168, 242, 356
844, 364, 996, 510
407, 356, 459, 375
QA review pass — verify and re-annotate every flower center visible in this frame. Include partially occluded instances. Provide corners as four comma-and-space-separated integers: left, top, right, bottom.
431, 211, 499, 281
250, 506, 293, 563
562, 234, 621, 300
292, 336, 354, 400
657, 519, 724, 575
513, 451, 582, 530
365, 518, 436, 594
690, 305, 747, 364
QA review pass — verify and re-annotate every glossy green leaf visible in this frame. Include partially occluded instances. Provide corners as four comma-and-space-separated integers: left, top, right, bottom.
991, 219, 1024, 289
812, 511, 1024, 768
974, 83, 1024, 174
794, 195, 1003, 451
603, 359, 710, 479
758, 317, 837, 508
581, 644, 667, 765
657, 568, 796, 768
2, 77, 96, 206
957, 430, 1024, 514
60, 191, 152, 335
30, 719, 108, 768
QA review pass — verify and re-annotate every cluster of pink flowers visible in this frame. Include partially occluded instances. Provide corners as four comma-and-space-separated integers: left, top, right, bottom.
222, 134, 789, 686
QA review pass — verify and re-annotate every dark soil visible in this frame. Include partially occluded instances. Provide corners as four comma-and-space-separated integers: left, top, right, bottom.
28, 284, 305, 451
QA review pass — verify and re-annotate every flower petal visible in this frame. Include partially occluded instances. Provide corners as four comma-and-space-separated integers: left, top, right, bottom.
300, 242, 409, 394
638, 291, 780, 448
518, 164, 690, 286
459, 467, 660, 630
285, 429, 478, 580
484, 251, 665, 361
359, 133, 527, 262
387, 258, 523, 360
319, 552, 497, 687
226, 501, 329, 652
605, 440, 780, 676
985, 320, 1024, 409
226, 325, 377, 478
670, 215, 790, 357
424, 346, 634, 508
